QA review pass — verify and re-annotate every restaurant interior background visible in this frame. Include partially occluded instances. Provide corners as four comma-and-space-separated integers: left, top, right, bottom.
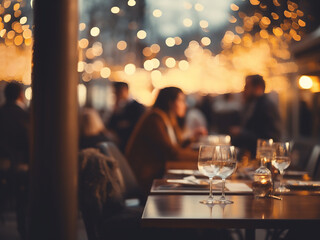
0, 0, 319, 142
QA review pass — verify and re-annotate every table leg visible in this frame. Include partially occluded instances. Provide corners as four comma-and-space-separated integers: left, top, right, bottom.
245, 229, 255, 240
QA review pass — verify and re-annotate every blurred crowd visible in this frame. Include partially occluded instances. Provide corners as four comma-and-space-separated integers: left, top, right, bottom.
0, 74, 283, 239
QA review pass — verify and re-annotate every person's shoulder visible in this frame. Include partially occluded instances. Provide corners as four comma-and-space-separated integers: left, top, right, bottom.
128, 99, 145, 109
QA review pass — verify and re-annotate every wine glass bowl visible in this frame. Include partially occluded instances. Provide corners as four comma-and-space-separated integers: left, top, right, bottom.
272, 142, 291, 193
211, 145, 237, 204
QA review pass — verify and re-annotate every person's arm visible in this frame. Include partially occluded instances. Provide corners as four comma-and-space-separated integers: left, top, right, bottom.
142, 113, 198, 163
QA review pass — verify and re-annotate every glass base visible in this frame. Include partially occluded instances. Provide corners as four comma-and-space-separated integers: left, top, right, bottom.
214, 196, 234, 205
215, 199, 234, 204
275, 186, 290, 193
199, 199, 215, 205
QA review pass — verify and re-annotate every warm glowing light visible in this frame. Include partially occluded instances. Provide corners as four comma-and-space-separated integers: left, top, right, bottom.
124, 63, 136, 75
201, 37, 211, 46
233, 35, 241, 44
292, 34, 301, 41
261, 17, 271, 26
165, 37, 175, 47
25, 38, 32, 46
92, 60, 103, 72
273, 27, 283, 37
230, 4, 239, 11
78, 61, 85, 72
25, 87, 32, 101
137, 30, 147, 39
111, 6, 120, 14
144, 60, 153, 71
20, 16, 27, 24
153, 9, 162, 18
0, 29, 6, 38
4, 14, 11, 23
150, 44, 160, 53
128, 0, 136, 7
271, 12, 279, 20
117, 40, 127, 50
85, 49, 95, 59
92, 42, 103, 56
90, 27, 100, 37
151, 70, 162, 82
178, 60, 189, 71
273, 0, 280, 7
183, 18, 193, 27
7, 30, 15, 39
3, 0, 11, 8
100, 67, 111, 78
194, 3, 204, 12
85, 64, 94, 74
298, 19, 306, 27
79, 23, 86, 31
14, 35, 23, 46
250, 0, 260, 5
14, 10, 21, 18
22, 29, 32, 39
12, 22, 23, 34
174, 37, 182, 45
260, 29, 269, 39
78, 84, 87, 107
235, 26, 244, 34
299, 76, 313, 89
152, 58, 160, 69
82, 73, 92, 82
229, 16, 237, 23
165, 57, 176, 68
296, 10, 304, 17
200, 20, 209, 28
284, 11, 291, 18
79, 38, 89, 49
143, 47, 152, 57
13, 3, 20, 11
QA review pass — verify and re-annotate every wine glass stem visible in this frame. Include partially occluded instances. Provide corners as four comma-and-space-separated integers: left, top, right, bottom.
209, 177, 213, 200
221, 178, 226, 200
279, 171, 284, 188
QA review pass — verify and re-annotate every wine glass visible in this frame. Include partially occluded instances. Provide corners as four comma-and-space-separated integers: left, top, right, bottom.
211, 145, 237, 204
272, 142, 291, 193
198, 145, 217, 205
256, 138, 274, 167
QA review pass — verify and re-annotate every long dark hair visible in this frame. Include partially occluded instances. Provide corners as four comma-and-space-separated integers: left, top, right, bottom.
153, 87, 183, 112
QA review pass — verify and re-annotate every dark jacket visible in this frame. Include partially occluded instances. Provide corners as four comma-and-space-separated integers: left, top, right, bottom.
0, 102, 30, 166
232, 94, 282, 157
107, 100, 145, 152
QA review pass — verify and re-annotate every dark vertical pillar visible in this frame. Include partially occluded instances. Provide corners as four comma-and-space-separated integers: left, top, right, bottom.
29, 0, 78, 239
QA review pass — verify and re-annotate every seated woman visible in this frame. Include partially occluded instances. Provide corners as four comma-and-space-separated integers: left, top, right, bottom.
125, 87, 199, 197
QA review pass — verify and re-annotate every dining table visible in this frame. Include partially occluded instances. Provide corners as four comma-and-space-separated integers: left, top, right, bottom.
140, 167, 320, 240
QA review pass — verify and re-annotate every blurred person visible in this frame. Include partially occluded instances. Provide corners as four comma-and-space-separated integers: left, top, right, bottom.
79, 107, 116, 150
229, 74, 282, 159
125, 87, 199, 198
0, 81, 29, 240
107, 82, 145, 153
184, 94, 208, 141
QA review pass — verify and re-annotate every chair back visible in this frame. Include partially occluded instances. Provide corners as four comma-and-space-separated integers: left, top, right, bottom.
97, 142, 142, 200
305, 145, 320, 180
290, 139, 315, 170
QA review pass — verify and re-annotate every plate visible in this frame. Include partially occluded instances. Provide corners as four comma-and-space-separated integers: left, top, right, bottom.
167, 169, 203, 177
286, 180, 320, 190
